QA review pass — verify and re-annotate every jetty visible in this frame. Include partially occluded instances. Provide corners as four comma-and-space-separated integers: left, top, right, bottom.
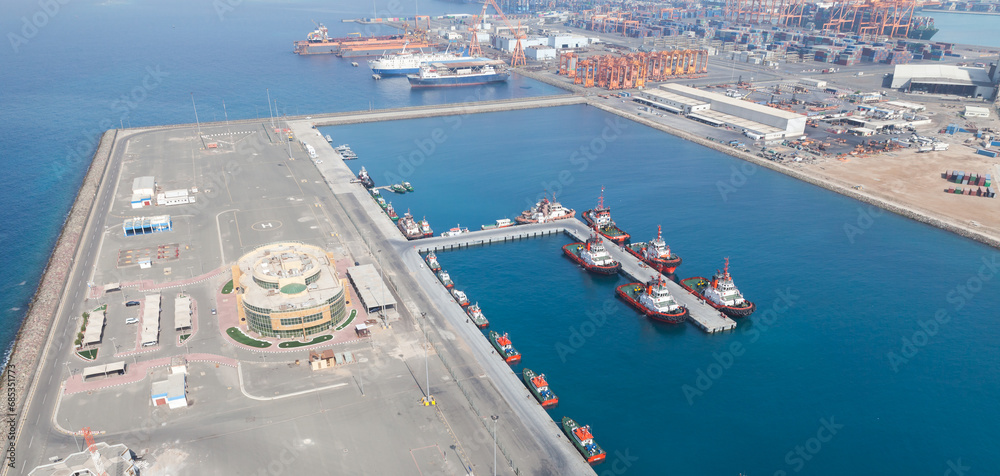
415, 220, 738, 334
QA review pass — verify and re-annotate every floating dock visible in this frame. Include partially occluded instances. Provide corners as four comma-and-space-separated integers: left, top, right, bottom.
415, 219, 738, 334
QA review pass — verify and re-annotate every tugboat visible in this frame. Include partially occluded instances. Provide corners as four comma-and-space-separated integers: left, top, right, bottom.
437, 270, 454, 288
425, 252, 441, 271
419, 218, 434, 238
626, 225, 682, 274
385, 202, 399, 222
515, 195, 575, 224
440, 224, 470, 237
616, 275, 689, 324
489, 331, 521, 364
390, 183, 407, 194
522, 369, 558, 408
582, 186, 630, 244
562, 417, 606, 465
451, 289, 470, 307
679, 258, 755, 318
402, 181, 414, 192
466, 302, 489, 328
398, 212, 423, 240
357, 166, 375, 188
563, 234, 621, 275
481, 218, 514, 230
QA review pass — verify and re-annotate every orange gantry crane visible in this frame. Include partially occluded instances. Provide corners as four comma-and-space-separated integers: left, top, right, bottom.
725, 0, 917, 38
565, 50, 708, 90
479, 0, 527, 66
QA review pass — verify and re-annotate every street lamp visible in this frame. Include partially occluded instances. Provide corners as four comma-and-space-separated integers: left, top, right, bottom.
491, 415, 499, 476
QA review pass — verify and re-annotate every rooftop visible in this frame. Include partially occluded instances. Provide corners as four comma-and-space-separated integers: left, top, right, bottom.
239, 243, 343, 311
891, 64, 995, 87
661, 84, 806, 120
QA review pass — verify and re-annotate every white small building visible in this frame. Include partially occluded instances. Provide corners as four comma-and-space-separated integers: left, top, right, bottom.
525, 45, 556, 61
964, 106, 991, 118
150, 372, 187, 409
491, 35, 547, 52
548, 34, 588, 49
157, 189, 194, 206
131, 176, 155, 209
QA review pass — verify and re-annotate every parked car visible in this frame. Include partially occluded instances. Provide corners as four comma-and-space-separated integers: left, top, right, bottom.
211, 308, 217, 315
125, 318, 139, 325
125, 300, 140, 307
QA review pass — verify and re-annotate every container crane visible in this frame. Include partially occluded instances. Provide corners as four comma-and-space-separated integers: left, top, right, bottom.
482, 0, 527, 67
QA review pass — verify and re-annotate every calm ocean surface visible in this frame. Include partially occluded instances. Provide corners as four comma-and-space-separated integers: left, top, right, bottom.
2, 0, 999, 473
926, 12, 1000, 48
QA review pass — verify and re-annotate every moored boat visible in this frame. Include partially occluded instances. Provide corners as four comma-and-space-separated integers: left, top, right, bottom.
425, 252, 441, 271
466, 302, 489, 328
325, 134, 333, 143
390, 183, 407, 193
616, 275, 689, 324
515, 195, 575, 224
357, 166, 375, 188
481, 218, 514, 230
402, 181, 414, 192
440, 224, 470, 237
523, 368, 558, 408
398, 212, 423, 240
451, 289, 470, 307
489, 331, 521, 364
562, 234, 621, 275
407, 60, 510, 87
419, 218, 434, 237
437, 270, 454, 289
582, 186, 630, 244
562, 417, 606, 465
626, 225, 682, 274
679, 258, 755, 318
386, 202, 399, 222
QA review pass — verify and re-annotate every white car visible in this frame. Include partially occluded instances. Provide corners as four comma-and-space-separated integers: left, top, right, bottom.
125, 317, 139, 325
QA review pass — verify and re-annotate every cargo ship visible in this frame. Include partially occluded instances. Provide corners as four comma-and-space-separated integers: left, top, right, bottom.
357, 166, 375, 188
907, 17, 938, 40
451, 289, 470, 307
523, 369, 558, 408
467, 302, 489, 328
582, 187, 630, 244
407, 61, 510, 88
425, 252, 441, 271
561, 417, 606, 465
489, 331, 521, 364
562, 235, 621, 275
419, 218, 434, 237
679, 258, 755, 318
398, 212, 423, 240
293, 23, 435, 56
616, 275, 689, 324
386, 202, 399, 222
481, 218, 514, 230
516, 195, 576, 224
437, 270, 454, 289
626, 225, 682, 274
368, 49, 482, 75
440, 224, 470, 237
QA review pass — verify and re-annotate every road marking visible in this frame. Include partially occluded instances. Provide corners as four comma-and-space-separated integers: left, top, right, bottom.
27, 435, 33, 449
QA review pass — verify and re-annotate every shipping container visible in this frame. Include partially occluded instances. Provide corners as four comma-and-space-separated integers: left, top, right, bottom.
977, 149, 998, 158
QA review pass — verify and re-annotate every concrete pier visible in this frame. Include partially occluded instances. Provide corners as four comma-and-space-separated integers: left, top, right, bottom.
414, 219, 737, 334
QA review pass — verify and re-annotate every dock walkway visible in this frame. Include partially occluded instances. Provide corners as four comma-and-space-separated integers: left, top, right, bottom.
415, 219, 737, 334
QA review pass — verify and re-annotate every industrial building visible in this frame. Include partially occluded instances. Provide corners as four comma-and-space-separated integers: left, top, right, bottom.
235, 242, 346, 338
28, 442, 138, 476
346, 264, 397, 314
890, 64, 1000, 99
131, 176, 155, 209
157, 189, 195, 206
964, 106, 991, 118
122, 215, 172, 236
151, 371, 187, 409
638, 84, 806, 140
525, 45, 556, 61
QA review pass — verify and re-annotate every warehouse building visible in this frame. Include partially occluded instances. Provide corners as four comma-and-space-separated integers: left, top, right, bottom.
525, 45, 557, 61
890, 64, 999, 99
650, 84, 807, 140
131, 176, 155, 209
236, 242, 346, 338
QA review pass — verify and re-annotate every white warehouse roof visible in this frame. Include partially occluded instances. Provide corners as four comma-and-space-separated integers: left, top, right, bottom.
891, 64, 994, 88
661, 84, 805, 120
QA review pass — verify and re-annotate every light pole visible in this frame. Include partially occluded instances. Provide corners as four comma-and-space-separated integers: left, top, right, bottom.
491, 415, 499, 476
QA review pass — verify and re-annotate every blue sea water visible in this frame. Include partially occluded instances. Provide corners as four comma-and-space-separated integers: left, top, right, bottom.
328, 106, 1000, 475
2, 0, 999, 474
925, 12, 1000, 48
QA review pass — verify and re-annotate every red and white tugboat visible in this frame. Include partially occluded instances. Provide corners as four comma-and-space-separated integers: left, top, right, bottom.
562, 234, 621, 275
489, 331, 521, 364
582, 186, 630, 244
616, 274, 689, 324
425, 252, 441, 271
515, 195, 575, 224
467, 302, 489, 328
419, 217, 434, 237
451, 289, 470, 307
680, 258, 755, 318
626, 225, 682, 274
